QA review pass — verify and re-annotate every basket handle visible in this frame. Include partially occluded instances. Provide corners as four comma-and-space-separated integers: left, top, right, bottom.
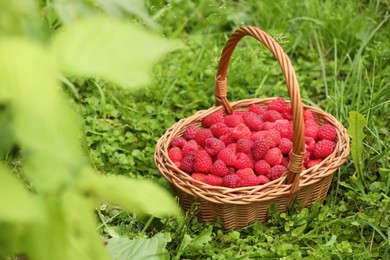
215, 26, 305, 193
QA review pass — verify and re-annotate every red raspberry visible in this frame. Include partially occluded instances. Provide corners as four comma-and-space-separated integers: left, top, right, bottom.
219, 132, 235, 145
306, 159, 323, 168
254, 160, 270, 175
183, 125, 199, 140
313, 140, 335, 159
217, 148, 237, 167
249, 104, 266, 115
203, 111, 224, 127
252, 138, 270, 160
265, 128, 281, 147
267, 97, 287, 113
204, 138, 225, 156
168, 147, 183, 162
194, 128, 213, 147
170, 137, 187, 149
304, 120, 320, 140
274, 119, 293, 140
267, 165, 286, 180
232, 123, 251, 140
318, 124, 337, 141
191, 172, 206, 183
263, 110, 283, 122
224, 113, 244, 127
304, 151, 311, 165
262, 121, 276, 130
210, 159, 230, 177
282, 104, 292, 120
222, 174, 243, 188
182, 140, 199, 156
281, 156, 289, 167
304, 137, 316, 152
304, 110, 315, 121
251, 130, 267, 141
240, 175, 260, 187
173, 161, 181, 168
227, 167, 236, 175
194, 150, 212, 173
210, 122, 230, 138
236, 168, 256, 179
279, 138, 293, 155
204, 174, 223, 186
235, 153, 254, 169
226, 143, 237, 154
257, 175, 270, 184
179, 152, 195, 173
236, 138, 254, 154
264, 147, 283, 166
243, 112, 263, 131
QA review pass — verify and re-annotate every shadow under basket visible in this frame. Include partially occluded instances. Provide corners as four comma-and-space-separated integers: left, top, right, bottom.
154, 26, 350, 230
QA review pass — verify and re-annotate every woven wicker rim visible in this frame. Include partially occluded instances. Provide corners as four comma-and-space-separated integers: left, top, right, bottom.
154, 26, 350, 205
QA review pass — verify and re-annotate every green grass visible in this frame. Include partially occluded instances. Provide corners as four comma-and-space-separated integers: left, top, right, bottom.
71, 0, 390, 258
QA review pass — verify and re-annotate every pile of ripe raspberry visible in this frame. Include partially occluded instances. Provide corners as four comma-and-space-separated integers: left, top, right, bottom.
168, 98, 337, 188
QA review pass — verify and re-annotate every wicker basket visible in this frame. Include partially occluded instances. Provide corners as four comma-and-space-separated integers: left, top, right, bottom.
154, 26, 350, 230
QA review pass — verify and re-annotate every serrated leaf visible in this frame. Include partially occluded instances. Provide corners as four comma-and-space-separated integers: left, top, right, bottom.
107, 233, 170, 260
78, 168, 182, 218
0, 164, 43, 222
50, 17, 180, 88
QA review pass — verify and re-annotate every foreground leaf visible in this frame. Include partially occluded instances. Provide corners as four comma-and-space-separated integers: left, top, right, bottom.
50, 17, 179, 88
106, 233, 170, 260
78, 168, 182, 218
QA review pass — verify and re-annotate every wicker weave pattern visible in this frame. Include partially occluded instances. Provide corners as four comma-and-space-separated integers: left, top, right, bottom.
154, 26, 350, 230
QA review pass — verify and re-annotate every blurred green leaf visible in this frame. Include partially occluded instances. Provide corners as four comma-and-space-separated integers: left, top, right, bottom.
0, 164, 43, 222
78, 168, 182, 218
107, 233, 170, 260
50, 17, 180, 88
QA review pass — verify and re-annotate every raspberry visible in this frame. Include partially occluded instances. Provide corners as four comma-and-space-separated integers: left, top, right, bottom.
264, 147, 283, 166
254, 160, 270, 175
204, 174, 223, 186
318, 124, 337, 141
224, 113, 244, 127
249, 104, 266, 115
179, 152, 195, 173
227, 167, 236, 175
183, 125, 199, 140
267, 165, 286, 180
194, 150, 213, 173
219, 132, 235, 145
263, 110, 283, 122
232, 123, 251, 140
182, 140, 199, 156
306, 159, 323, 168
304, 110, 315, 121
173, 161, 181, 168
281, 156, 289, 167
203, 110, 224, 127
267, 97, 287, 113
279, 138, 293, 155
274, 119, 294, 140
217, 148, 237, 167
240, 175, 260, 187
262, 121, 276, 130
257, 175, 270, 184
235, 153, 254, 169
313, 140, 335, 159
304, 151, 311, 164
304, 137, 316, 152
194, 128, 213, 147
226, 143, 237, 154
304, 120, 320, 140
210, 122, 230, 138
170, 137, 186, 149
251, 130, 267, 141
168, 147, 183, 162
243, 112, 263, 131
265, 128, 281, 147
222, 174, 242, 188
210, 159, 230, 177
282, 104, 292, 120
204, 138, 225, 156
236, 168, 256, 179
191, 172, 206, 183
236, 138, 254, 154
252, 138, 270, 160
